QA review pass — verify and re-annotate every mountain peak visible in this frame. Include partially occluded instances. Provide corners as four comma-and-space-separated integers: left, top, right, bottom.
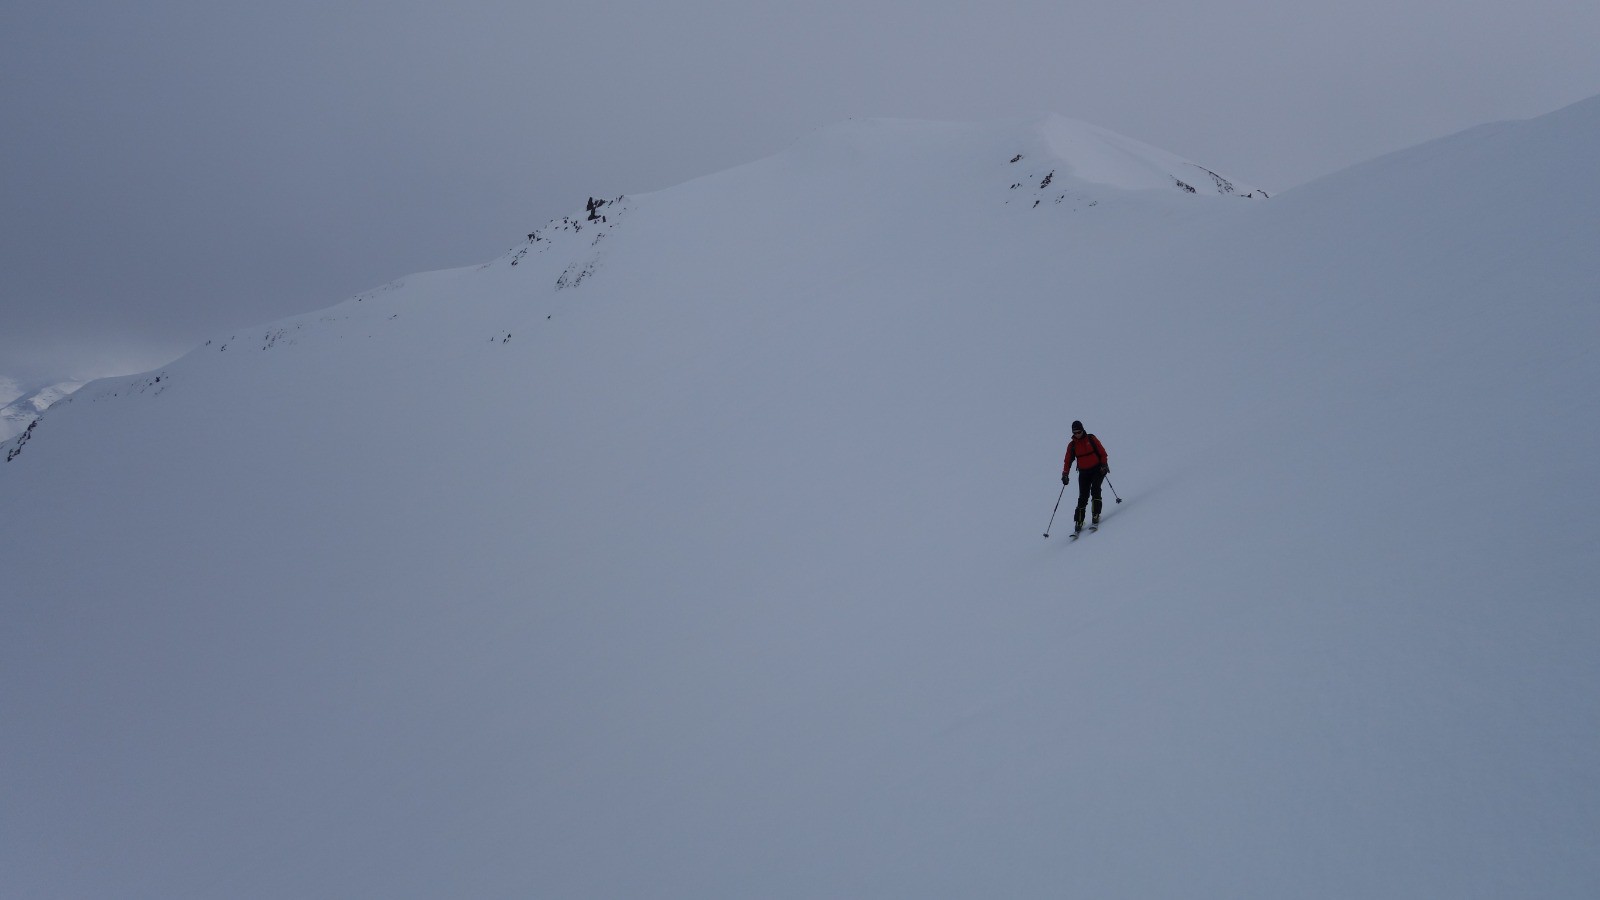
1024, 113, 1265, 196
769, 114, 1266, 201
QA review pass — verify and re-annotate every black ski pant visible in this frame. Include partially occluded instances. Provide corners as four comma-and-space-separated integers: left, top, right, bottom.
1074, 467, 1105, 523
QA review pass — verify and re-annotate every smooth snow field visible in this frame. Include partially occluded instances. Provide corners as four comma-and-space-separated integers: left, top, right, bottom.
4, 103, 1599, 898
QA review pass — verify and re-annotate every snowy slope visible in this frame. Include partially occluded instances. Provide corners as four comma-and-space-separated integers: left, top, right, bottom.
3, 106, 1598, 898
0, 379, 83, 442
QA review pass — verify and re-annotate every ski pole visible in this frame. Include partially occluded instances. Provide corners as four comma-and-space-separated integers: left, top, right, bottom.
1044, 484, 1066, 538
1105, 477, 1122, 504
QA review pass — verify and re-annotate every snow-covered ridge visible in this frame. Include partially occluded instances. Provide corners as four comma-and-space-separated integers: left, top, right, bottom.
0, 379, 84, 443
4, 114, 1263, 457
1028, 113, 1266, 196
766, 114, 1266, 200
627, 115, 1266, 230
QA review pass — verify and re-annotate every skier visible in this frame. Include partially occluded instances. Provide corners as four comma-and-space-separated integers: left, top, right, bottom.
1061, 420, 1109, 533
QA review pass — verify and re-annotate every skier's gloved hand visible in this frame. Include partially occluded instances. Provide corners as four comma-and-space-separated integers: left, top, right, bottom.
1061, 473, 1070, 486
1101, 464, 1110, 476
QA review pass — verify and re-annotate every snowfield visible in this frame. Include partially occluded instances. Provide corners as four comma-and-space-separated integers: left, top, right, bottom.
3, 103, 1598, 898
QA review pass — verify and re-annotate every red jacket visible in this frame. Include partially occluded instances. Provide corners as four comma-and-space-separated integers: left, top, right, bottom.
1063, 433, 1107, 475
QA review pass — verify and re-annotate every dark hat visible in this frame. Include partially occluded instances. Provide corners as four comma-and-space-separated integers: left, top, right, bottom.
1071, 420, 1084, 433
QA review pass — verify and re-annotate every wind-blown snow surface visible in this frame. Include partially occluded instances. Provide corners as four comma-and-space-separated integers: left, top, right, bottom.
4, 108, 1598, 897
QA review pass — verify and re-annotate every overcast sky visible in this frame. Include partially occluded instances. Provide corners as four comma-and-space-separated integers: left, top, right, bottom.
4, 0, 1598, 382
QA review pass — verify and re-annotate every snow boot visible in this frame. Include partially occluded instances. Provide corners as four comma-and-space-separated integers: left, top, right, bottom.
1092, 514, 1100, 525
